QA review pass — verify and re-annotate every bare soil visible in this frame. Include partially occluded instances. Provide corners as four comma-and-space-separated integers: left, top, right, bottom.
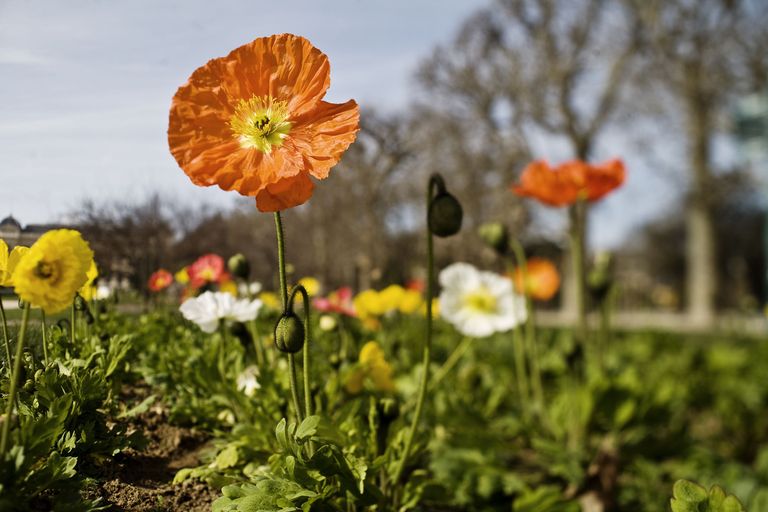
83, 387, 219, 511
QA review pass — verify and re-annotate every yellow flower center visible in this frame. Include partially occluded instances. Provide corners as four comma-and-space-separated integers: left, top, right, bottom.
34, 261, 58, 282
229, 96, 292, 153
463, 287, 497, 314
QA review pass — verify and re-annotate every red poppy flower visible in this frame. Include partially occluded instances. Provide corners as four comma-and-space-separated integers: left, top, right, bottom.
148, 269, 173, 292
313, 286, 356, 317
188, 254, 225, 288
168, 34, 360, 212
512, 258, 560, 301
512, 159, 625, 207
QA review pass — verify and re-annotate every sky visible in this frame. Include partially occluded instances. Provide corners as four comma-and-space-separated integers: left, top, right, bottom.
0, 0, 686, 249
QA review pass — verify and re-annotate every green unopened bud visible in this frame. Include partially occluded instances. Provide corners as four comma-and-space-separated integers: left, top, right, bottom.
274, 312, 305, 353
478, 222, 509, 254
429, 192, 463, 237
228, 253, 251, 280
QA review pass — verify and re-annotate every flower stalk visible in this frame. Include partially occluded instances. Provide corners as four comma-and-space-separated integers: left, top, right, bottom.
394, 173, 458, 485
0, 299, 10, 371
0, 303, 30, 455
569, 197, 588, 352
273, 212, 305, 425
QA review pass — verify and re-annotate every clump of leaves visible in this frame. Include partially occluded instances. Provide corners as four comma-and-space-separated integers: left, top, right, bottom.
670, 479, 745, 512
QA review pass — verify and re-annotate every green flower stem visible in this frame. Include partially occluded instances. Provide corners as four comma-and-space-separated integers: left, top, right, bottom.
246, 288, 266, 367
287, 353, 303, 423
248, 319, 265, 367
70, 303, 76, 344
512, 325, 531, 411
509, 240, 544, 413
274, 211, 304, 424
569, 198, 588, 349
0, 303, 30, 455
430, 336, 473, 390
41, 311, 49, 366
0, 299, 11, 371
393, 178, 439, 485
274, 212, 288, 307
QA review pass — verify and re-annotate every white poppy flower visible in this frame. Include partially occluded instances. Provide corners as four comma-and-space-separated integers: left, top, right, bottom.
95, 284, 112, 300
438, 262, 527, 338
179, 291, 263, 333
238, 281, 263, 297
236, 365, 261, 397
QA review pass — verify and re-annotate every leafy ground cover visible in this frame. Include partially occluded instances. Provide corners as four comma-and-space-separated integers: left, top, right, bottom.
1, 296, 765, 511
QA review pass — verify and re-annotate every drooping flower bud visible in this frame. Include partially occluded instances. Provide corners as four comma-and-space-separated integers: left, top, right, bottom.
428, 192, 463, 238
227, 253, 251, 281
478, 222, 509, 254
274, 312, 305, 353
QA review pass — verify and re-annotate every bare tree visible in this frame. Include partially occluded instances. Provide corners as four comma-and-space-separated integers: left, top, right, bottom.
417, 0, 643, 326
633, 0, 768, 324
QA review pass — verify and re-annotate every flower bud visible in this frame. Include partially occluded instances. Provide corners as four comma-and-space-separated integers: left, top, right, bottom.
228, 253, 251, 281
274, 312, 305, 353
478, 222, 509, 254
428, 192, 463, 238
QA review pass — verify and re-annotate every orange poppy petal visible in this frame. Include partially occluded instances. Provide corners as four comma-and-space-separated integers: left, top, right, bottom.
512, 160, 580, 207
585, 159, 626, 202
291, 100, 360, 179
225, 34, 331, 117
255, 172, 315, 212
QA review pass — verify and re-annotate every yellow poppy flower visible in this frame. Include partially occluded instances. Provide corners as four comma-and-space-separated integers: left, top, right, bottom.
378, 285, 405, 312
398, 289, 424, 315
353, 289, 384, 318
345, 341, 395, 393
175, 267, 190, 284
259, 291, 281, 310
79, 259, 99, 301
220, 280, 238, 296
12, 229, 94, 314
0, 241, 29, 287
298, 277, 321, 296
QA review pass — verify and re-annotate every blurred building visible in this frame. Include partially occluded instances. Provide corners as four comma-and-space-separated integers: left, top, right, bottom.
0, 215, 64, 248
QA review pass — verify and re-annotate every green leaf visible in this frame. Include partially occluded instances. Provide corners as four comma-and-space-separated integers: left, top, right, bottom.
670, 480, 745, 512
294, 416, 320, 443
215, 445, 240, 469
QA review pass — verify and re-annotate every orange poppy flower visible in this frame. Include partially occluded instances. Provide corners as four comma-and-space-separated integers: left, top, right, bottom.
512, 159, 625, 207
168, 34, 360, 212
512, 258, 560, 301
148, 269, 174, 292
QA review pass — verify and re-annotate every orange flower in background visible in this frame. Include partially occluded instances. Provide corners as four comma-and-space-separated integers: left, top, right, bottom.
148, 269, 173, 292
168, 34, 360, 212
512, 159, 625, 207
188, 254, 225, 288
512, 258, 560, 301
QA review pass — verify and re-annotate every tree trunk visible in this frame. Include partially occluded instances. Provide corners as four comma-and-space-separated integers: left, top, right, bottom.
684, 82, 717, 326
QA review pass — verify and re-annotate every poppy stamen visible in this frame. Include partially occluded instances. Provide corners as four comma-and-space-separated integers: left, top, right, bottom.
229, 96, 292, 154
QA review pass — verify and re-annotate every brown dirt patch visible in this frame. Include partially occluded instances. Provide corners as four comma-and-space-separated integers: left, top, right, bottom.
84, 386, 219, 511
